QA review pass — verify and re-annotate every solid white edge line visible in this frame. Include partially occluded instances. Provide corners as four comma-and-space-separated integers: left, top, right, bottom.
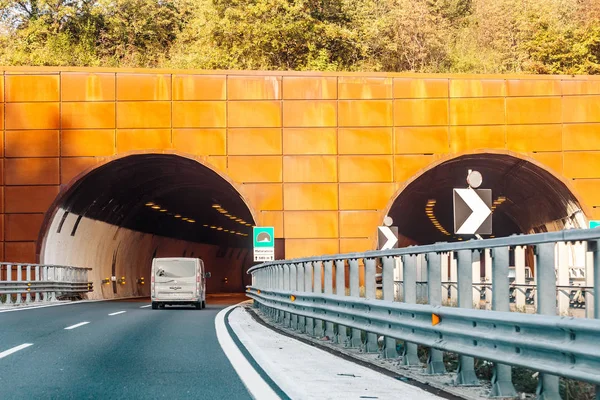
0, 343, 33, 359
108, 311, 126, 316
64, 322, 90, 330
215, 303, 281, 400
0, 296, 146, 313
140, 305, 151, 308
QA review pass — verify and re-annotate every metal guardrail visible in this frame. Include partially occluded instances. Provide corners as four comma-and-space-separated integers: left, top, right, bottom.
0, 263, 93, 305
247, 229, 600, 400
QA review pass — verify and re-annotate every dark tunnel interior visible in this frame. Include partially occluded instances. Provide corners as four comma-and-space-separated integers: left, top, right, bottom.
58, 154, 256, 246
40, 154, 257, 295
388, 154, 585, 245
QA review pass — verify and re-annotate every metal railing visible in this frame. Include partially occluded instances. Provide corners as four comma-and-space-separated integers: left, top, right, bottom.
247, 229, 600, 400
0, 263, 93, 305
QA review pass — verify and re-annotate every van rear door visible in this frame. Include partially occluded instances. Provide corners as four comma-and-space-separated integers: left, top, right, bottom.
154, 259, 198, 300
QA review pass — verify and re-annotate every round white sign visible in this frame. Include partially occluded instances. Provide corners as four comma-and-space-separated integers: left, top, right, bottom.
467, 170, 483, 188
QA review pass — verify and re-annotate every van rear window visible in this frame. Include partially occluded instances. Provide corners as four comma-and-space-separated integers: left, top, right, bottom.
155, 261, 195, 278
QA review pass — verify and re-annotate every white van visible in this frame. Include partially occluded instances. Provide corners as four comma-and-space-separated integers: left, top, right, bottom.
151, 257, 211, 310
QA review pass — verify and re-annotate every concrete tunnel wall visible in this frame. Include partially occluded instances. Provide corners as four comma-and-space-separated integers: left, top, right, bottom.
41, 209, 254, 299
3, 68, 600, 265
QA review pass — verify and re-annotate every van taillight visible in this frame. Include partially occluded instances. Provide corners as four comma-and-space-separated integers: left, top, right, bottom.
197, 274, 200, 282
151, 275, 155, 283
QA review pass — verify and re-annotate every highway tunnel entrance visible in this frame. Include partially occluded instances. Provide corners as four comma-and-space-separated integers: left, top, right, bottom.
38, 154, 256, 298
387, 153, 587, 246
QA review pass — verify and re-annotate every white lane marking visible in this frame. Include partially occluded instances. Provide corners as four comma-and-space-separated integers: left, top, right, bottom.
108, 311, 126, 316
64, 322, 90, 330
140, 305, 151, 308
0, 343, 33, 359
215, 303, 281, 400
0, 296, 146, 313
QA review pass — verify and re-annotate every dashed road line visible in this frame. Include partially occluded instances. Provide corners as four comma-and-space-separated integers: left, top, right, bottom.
140, 305, 151, 308
64, 322, 90, 330
0, 343, 33, 359
108, 311, 126, 316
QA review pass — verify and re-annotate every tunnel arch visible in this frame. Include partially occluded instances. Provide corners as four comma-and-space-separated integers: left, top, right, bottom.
383, 150, 590, 246
37, 152, 258, 298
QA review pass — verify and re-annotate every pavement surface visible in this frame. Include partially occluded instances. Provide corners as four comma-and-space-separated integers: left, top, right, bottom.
0, 294, 251, 400
228, 306, 444, 400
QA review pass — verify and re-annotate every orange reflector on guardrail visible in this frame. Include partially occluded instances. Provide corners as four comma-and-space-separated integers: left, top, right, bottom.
257, 289, 261, 294
432, 314, 441, 326
290, 295, 296, 302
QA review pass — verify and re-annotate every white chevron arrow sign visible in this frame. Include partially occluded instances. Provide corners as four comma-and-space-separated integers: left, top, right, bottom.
453, 188, 492, 235
378, 226, 398, 250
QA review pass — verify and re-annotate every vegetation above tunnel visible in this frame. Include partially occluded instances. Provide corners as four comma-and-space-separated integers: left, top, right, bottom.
1, 0, 599, 74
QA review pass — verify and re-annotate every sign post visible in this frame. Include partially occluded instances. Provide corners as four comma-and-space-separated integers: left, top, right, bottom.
253, 227, 275, 262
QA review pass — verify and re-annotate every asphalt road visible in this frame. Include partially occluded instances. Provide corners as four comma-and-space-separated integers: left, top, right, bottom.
0, 294, 252, 400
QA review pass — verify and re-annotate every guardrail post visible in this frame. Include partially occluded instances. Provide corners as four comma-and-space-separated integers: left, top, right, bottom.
585, 242, 595, 319
25, 265, 32, 304
290, 263, 298, 330
364, 257, 378, 353
304, 262, 314, 336
297, 262, 306, 333
402, 254, 420, 366
556, 242, 570, 315
382, 256, 398, 359
535, 242, 560, 400
334, 259, 347, 345
349, 258, 362, 348
35, 266, 40, 302
6, 264, 13, 305
273, 266, 281, 322
515, 246, 526, 308
395, 256, 403, 301
283, 264, 290, 327
15, 265, 22, 304
49, 266, 57, 302
313, 261, 325, 338
592, 240, 600, 400
450, 252, 458, 303
425, 252, 446, 375
490, 246, 517, 397
323, 260, 335, 340
454, 249, 478, 385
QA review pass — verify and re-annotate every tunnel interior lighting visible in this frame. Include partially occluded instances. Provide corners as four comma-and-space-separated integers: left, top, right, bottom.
145, 202, 154, 206
209, 205, 254, 235
217, 227, 223, 230
187, 219, 195, 223
425, 199, 451, 236
491, 196, 507, 213
159, 209, 167, 212
151, 205, 160, 210
175, 214, 181, 218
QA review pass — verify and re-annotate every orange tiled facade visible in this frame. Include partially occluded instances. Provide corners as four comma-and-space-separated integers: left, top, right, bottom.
2, 67, 600, 262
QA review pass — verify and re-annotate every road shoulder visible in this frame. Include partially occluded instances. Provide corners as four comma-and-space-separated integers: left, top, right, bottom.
225, 304, 446, 400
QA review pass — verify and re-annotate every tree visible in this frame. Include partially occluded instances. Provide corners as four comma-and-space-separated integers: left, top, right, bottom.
169, 0, 363, 71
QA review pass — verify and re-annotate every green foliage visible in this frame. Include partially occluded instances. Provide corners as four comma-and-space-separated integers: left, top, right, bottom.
1, 0, 599, 74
